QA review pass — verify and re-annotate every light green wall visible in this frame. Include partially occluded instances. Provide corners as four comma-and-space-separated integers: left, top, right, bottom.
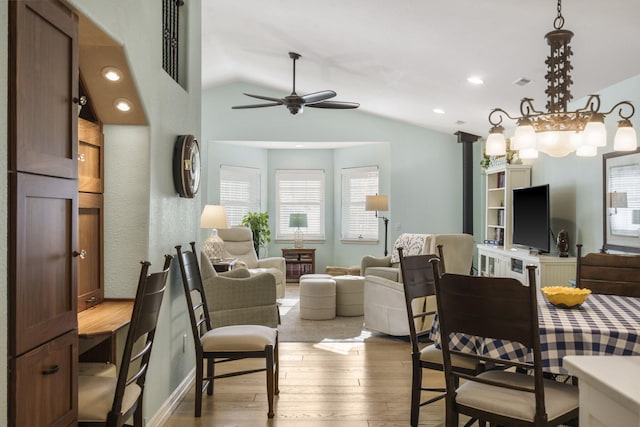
201, 82, 468, 271
67, 0, 202, 423
1, 4, 8, 422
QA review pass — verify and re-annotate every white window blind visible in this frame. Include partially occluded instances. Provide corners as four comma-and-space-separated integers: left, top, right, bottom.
341, 166, 380, 240
276, 169, 325, 240
608, 163, 640, 236
220, 165, 261, 226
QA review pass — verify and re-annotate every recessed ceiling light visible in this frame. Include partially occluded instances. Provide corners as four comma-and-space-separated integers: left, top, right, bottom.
102, 66, 122, 82
114, 98, 132, 112
467, 76, 484, 85
433, 108, 445, 115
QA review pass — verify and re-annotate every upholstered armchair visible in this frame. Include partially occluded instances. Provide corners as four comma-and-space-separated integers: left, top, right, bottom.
200, 252, 280, 328
363, 233, 475, 336
216, 227, 286, 298
361, 233, 434, 282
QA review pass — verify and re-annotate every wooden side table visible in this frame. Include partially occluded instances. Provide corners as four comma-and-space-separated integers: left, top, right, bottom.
282, 248, 316, 282
211, 258, 237, 272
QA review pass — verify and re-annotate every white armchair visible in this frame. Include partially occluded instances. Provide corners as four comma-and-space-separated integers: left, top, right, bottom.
217, 227, 286, 298
363, 233, 475, 336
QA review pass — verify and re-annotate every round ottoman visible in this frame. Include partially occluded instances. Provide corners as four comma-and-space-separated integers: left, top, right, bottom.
299, 277, 336, 320
299, 273, 333, 281
333, 275, 365, 316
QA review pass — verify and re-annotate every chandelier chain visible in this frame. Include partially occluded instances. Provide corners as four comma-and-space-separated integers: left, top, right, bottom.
554, 0, 564, 29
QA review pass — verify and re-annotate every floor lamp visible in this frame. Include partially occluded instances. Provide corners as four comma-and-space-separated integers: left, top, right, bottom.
365, 195, 390, 256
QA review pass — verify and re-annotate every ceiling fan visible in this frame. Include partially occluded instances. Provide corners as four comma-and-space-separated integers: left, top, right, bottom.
232, 52, 360, 115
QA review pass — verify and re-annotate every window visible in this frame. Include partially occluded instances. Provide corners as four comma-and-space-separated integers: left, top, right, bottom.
608, 163, 640, 236
276, 169, 325, 240
220, 165, 261, 226
341, 166, 380, 240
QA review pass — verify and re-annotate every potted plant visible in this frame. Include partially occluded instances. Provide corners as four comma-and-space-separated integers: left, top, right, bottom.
241, 211, 271, 257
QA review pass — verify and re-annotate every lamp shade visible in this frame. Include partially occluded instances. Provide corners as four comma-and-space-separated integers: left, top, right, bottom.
289, 213, 308, 228
200, 205, 228, 229
365, 195, 389, 212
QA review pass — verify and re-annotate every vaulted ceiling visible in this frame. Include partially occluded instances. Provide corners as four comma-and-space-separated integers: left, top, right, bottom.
202, 0, 640, 138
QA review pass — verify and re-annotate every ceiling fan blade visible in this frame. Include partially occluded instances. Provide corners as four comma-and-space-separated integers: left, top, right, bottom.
232, 102, 283, 109
243, 93, 283, 103
301, 90, 336, 105
306, 100, 360, 109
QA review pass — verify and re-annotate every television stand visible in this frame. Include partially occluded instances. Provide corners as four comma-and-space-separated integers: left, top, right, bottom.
477, 244, 576, 288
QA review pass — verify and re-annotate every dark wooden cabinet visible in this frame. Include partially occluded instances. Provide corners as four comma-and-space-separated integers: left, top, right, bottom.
78, 118, 104, 193
10, 330, 78, 427
9, 0, 78, 179
9, 173, 78, 356
8, 1, 80, 425
78, 193, 104, 311
282, 248, 316, 282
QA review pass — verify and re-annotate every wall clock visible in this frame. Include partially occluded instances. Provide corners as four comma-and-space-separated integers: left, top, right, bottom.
173, 134, 201, 198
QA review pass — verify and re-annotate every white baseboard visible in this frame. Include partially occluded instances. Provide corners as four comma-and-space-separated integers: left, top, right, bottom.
146, 368, 195, 427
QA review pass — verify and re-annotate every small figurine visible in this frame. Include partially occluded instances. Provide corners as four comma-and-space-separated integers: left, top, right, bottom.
556, 229, 569, 257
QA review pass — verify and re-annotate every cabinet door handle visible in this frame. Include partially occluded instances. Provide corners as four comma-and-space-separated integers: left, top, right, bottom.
42, 365, 60, 376
78, 153, 86, 162
73, 249, 87, 259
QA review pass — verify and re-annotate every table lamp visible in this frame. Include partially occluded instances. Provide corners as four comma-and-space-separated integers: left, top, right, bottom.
200, 205, 228, 260
289, 213, 308, 248
365, 194, 390, 256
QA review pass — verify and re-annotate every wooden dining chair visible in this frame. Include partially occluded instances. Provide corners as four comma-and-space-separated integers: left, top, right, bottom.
78, 255, 172, 427
175, 242, 279, 418
398, 246, 486, 427
431, 261, 579, 427
576, 244, 640, 297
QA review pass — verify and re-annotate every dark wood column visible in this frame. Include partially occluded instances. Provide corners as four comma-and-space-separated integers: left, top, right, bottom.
455, 131, 481, 235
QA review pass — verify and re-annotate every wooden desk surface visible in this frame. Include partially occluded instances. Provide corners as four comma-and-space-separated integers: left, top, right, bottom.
78, 299, 134, 338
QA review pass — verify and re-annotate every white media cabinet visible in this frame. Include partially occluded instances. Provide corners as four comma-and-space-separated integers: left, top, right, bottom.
477, 244, 576, 287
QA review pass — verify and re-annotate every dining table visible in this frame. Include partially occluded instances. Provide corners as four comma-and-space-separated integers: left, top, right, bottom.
427, 292, 640, 375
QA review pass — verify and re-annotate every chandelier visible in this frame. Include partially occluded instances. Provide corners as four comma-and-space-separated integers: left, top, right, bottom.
486, 0, 637, 159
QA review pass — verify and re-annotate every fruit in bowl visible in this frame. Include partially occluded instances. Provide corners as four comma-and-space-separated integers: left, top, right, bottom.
541, 286, 591, 309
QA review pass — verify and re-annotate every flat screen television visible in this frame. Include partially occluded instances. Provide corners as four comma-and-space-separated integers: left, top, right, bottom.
512, 184, 550, 253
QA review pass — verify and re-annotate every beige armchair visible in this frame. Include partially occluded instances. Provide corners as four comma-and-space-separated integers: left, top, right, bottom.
363, 233, 475, 336
217, 227, 286, 298
200, 252, 280, 328
361, 233, 434, 282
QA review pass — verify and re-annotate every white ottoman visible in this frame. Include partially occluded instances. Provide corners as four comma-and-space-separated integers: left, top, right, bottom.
299, 277, 336, 320
299, 273, 333, 281
334, 275, 365, 316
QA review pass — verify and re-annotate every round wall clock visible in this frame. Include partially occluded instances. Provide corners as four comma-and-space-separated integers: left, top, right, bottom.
173, 134, 201, 198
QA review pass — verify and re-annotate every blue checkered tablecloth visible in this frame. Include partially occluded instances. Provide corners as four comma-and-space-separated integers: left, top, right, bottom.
428, 293, 640, 374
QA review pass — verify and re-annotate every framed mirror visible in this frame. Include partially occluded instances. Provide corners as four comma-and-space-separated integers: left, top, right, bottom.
603, 148, 640, 253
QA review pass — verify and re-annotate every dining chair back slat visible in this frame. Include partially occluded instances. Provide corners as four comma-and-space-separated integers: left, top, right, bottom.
431, 261, 579, 427
398, 245, 485, 427
577, 244, 640, 297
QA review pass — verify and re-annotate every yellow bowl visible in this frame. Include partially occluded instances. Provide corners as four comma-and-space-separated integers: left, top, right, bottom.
541, 286, 591, 309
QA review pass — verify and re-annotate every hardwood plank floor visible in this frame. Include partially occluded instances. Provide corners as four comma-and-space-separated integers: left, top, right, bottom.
162, 341, 450, 426
163, 284, 455, 426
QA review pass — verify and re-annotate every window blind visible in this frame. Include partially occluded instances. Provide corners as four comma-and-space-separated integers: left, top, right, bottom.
341, 166, 380, 240
220, 165, 261, 226
276, 169, 325, 240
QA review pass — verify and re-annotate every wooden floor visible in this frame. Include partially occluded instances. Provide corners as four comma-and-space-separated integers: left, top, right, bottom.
163, 340, 450, 426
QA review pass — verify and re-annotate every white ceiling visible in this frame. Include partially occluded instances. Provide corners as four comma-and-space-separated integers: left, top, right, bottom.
202, 0, 640, 139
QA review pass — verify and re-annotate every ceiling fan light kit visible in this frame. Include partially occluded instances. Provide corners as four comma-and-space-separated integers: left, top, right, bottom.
232, 51, 359, 115
486, 0, 637, 159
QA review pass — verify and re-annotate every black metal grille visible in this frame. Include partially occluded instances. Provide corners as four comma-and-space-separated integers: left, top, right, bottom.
162, 0, 183, 82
